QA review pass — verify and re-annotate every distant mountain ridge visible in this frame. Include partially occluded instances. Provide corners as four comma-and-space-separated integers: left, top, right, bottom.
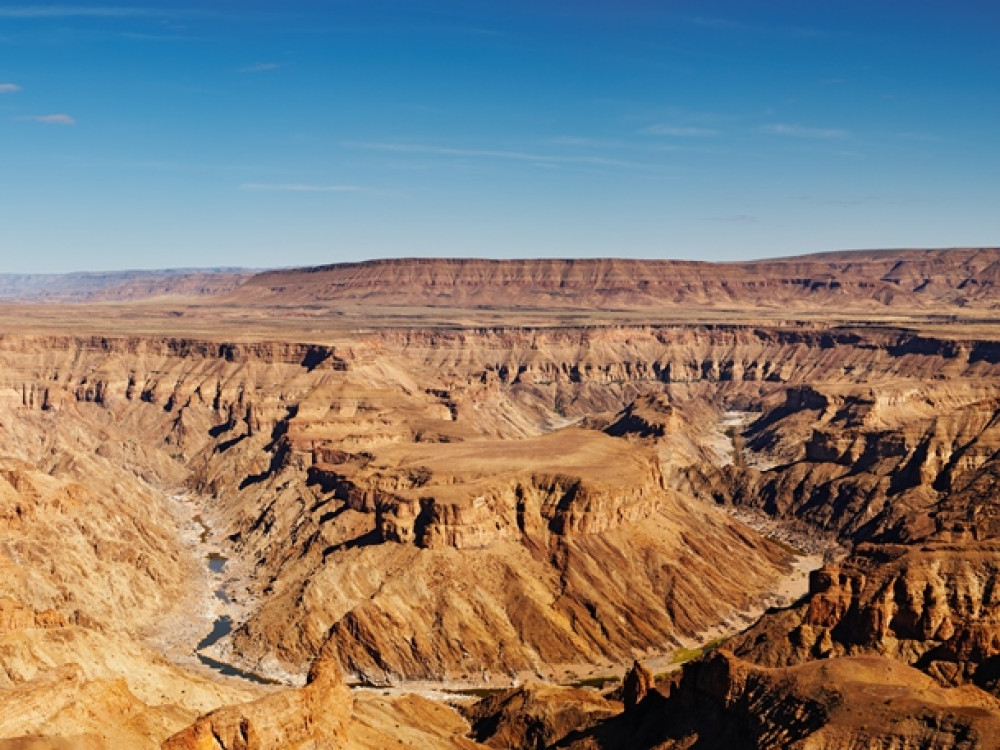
231, 247, 1000, 311
0, 268, 256, 302
5, 248, 1000, 310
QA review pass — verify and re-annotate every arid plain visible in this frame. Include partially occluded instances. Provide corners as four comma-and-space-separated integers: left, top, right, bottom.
4, 249, 1000, 748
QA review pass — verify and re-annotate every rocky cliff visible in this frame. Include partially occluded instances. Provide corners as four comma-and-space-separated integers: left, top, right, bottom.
233, 249, 1000, 311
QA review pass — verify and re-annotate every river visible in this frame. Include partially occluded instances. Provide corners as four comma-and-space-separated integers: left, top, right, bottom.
158, 494, 280, 686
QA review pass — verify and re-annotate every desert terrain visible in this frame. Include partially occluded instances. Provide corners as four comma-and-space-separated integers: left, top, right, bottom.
3, 249, 1000, 748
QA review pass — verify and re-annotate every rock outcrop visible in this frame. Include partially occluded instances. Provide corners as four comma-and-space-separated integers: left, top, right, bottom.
622, 660, 654, 711
728, 542, 1000, 689
464, 683, 619, 748
562, 650, 1000, 749
161, 659, 352, 750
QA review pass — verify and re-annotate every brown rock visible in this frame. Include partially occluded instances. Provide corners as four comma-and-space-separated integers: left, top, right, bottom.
161, 658, 352, 750
464, 683, 619, 749
562, 650, 1000, 749
622, 660, 655, 711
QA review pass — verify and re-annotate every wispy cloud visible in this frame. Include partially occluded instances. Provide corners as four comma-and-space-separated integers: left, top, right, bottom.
0, 83, 21, 94
17, 113, 75, 125
0, 5, 173, 18
415, 25, 506, 38
545, 136, 615, 147
760, 123, 848, 139
120, 31, 198, 42
238, 62, 284, 73
346, 141, 642, 168
642, 125, 719, 137
689, 16, 754, 32
798, 195, 878, 207
240, 183, 370, 193
689, 16, 824, 38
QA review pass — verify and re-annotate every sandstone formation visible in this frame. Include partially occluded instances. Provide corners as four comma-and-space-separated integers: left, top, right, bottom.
729, 542, 1000, 687
161, 659, 352, 750
233, 249, 1000, 311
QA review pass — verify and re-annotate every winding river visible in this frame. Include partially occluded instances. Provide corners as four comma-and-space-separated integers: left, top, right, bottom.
180, 501, 279, 685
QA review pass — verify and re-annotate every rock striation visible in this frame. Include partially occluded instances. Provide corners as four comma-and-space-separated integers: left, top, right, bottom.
233, 249, 1000, 311
464, 682, 619, 748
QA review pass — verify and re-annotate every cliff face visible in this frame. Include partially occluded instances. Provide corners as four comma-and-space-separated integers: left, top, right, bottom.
232, 249, 1000, 310
727, 542, 1000, 689
684, 380, 1000, 544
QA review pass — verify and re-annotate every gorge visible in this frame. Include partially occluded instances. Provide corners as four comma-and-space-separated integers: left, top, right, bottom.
2, 251, 1000, 748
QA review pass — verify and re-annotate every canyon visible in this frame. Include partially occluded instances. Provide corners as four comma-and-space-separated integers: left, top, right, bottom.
2, 250, 1000, 748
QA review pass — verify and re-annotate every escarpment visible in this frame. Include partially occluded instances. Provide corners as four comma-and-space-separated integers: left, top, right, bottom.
682, 380, 1000, 543
229, 425, 794, 683
233, 250, 1000, 311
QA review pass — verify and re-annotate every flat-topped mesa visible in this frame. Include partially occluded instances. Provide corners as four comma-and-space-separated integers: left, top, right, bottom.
231, 249, 1000, 311
320, 437, 667, 550
375, 468, 663, 549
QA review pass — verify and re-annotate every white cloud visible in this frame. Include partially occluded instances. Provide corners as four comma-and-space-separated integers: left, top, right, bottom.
17, 113, 75, 125
760, 123, 848, 139
239, 183, 369, 193
0, 6, 163, 17
546, 136, 616, 147
0, 83, 21, 94
238, 62, 283, 73
642, 125, 719, 137
121, 32, 197, 42
347, 141, 641, 168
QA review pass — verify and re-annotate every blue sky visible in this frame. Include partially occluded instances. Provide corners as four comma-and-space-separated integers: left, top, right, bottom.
1, 1, 998, 273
